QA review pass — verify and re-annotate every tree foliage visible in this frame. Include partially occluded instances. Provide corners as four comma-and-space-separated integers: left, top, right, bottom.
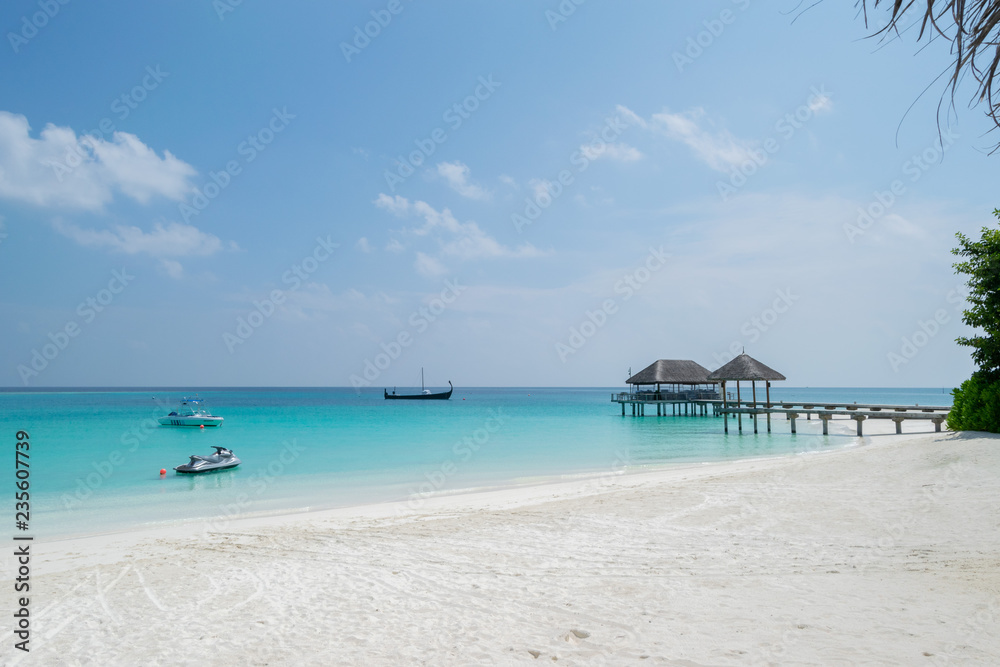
948, 209, 1000, 432
863, 1, 1000, 141
952, 209, 1000, 378
947, 373, 1000, 432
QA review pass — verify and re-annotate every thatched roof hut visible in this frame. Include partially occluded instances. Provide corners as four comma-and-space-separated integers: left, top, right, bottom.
627, 360, 718, 386
706, 353, 785, 433
706, 354, 785, 382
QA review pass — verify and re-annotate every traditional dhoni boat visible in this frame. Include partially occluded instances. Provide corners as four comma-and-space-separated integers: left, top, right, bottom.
384, 369, 453, 400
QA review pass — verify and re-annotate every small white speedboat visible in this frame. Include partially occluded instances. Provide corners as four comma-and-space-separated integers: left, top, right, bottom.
158, 398, 224, 427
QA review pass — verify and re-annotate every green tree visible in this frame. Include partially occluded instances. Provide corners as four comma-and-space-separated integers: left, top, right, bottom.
948, 209, 1000, 432
952, 209, 1000, 377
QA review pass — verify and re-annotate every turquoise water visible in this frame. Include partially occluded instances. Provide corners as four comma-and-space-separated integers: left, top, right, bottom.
0, 387, 952, 539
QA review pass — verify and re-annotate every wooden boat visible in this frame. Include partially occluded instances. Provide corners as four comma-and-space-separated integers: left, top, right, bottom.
385, 369, 453, 400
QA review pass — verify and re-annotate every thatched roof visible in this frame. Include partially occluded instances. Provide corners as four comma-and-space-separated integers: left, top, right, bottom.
627, 360, 717, 385
706, 354, 786, 381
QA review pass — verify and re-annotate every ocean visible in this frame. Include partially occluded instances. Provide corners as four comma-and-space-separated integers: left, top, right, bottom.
1, 386, 953, 539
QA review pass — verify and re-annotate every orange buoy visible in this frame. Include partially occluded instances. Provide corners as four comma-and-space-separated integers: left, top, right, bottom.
159, 468, 166, 475
200, 424, 204, 429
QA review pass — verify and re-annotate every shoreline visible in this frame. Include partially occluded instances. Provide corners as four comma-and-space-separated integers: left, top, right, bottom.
18, 422, 998, 664
35, 413, 907, 547
36, 406, 892, 545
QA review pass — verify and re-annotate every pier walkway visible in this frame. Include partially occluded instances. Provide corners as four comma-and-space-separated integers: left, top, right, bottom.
611, 393, 951, 436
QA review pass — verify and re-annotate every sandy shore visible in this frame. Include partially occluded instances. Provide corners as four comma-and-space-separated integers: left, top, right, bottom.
6, 422, 1000, 665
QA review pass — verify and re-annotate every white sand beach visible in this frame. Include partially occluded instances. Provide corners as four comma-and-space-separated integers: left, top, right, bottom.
10, 421, 1000, 665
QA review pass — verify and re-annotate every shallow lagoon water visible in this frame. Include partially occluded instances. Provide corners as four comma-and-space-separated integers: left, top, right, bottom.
0, 386, 952, 538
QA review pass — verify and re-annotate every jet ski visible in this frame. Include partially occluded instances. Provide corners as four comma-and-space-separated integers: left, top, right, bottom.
174, 446, 241, 474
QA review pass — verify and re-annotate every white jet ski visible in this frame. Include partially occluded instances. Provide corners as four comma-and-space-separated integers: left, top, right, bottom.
174, 446, 241, 474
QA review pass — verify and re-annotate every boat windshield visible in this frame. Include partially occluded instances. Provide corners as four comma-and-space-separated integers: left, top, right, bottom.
175, 399, 211, 417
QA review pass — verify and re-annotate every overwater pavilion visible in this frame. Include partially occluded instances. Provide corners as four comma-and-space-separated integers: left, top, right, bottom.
616, 360, 720, 416
706, 353, 786, 434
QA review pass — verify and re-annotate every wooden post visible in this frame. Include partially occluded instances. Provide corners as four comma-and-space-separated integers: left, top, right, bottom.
736, 381, 742, 433
893, 418, 903, 434
722, 380, 728, 433
820, 413, 831, 435
788, 412, 798, 434
622, 402, 625, 416
854, 415, 866, 436
766, 381, 772, 432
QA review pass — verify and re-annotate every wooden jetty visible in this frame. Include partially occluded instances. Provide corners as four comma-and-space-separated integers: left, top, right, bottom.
718, 403, 950, 435
613, 354, 951, 436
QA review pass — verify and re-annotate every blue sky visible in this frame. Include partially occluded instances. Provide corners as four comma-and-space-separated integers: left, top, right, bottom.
0, 0, 992, 388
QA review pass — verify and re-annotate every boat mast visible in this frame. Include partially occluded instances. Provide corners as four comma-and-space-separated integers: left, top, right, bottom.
421, 367, 424, 391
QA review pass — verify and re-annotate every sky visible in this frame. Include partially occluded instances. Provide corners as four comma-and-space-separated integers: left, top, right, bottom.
0, 0, 993, 389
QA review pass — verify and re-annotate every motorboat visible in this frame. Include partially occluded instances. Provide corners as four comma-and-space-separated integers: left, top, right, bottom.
384, 368, 453, 400
174, 446, 241, 474
159, 398, 224, 427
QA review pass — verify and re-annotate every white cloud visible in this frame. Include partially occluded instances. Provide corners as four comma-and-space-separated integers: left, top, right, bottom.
634, 107, 756, 172
385, 238, 405, 253
414, 251, 448, 277
436, 161, 491, 200
529, 179, 553, 201
615, 104, 648, 130
356, 237, 372, 253
499, 174, 517, 188
410, 199, 542, 260
0, 111, 196, 210
160, 259, 184, 279
809, 94, 833, 113
374, 195, 544, 269
579, 142, 642, 162
53, 220, 229, 257
374, 193, 410, 216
